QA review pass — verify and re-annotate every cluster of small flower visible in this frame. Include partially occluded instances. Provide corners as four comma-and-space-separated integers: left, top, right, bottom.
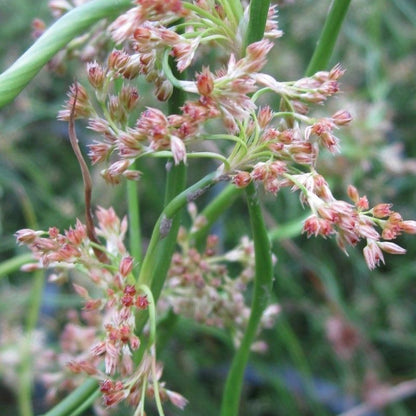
16, 207, 186, 411
161, 227, 280, 351
54, 1, 281, 184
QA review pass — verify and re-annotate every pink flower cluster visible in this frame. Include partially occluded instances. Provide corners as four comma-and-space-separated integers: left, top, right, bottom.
16, 207, 186, 411
300, 176, 416, 269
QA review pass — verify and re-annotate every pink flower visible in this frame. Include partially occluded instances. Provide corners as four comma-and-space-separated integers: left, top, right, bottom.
170, 135, 187, 165
363, 240, 385, 270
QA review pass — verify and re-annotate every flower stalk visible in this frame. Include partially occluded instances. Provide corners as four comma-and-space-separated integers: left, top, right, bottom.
220, 182, 273, 416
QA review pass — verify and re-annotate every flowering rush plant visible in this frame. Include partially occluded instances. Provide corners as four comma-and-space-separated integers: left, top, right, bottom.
1, 0, 416, 415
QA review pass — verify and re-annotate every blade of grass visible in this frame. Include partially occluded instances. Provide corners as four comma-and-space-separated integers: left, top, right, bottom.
305, 0, 352, 76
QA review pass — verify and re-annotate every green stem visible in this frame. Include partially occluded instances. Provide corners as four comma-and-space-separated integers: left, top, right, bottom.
41, 379, 98, 416
244, 0, 271, 49
16, 197, 44, 416
145, 51, 188, 307
0, 0, 132, 108
127, 166, 142, 265
134, 171, 220, 352
18, 269, 45, 416
220, 3, 272, 414
68, 389, 100, 416
0, 253, 33, 279
137, 171, 220, 289
220, 182, 273, 416
305, 0, 352, 76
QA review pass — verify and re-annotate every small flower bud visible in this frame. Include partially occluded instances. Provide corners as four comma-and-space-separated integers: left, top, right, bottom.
167, 390, 189, 409
119, 256, 134, 277
347, 185, 359, 203
73, 283, 89, 299
356, 196, 369, 211
363, 240, 384, 270
155, 79, 173, 101
372, 203, 393, 218
87, 61, 105, 89
31, 18, 45, 39
329, 63, 345, 80
378, 241, 406, 255
400, 220, 416, 234
196, 67, 214, 96
119, 86, 139, 111
170, 135, 187, 165
122, 170, 142, 181
232, 171, 252, 188
15, 229, 41, 244
135, 295, 149, 310
108, 49, 129, 72
332, 110, 352, 126
257, 106, 273, 129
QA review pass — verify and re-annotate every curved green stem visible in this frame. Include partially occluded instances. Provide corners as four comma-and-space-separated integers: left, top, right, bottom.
305, 0, 352, 76
220, 182, 273, 416
137, 171, 221, 289
0, 0, 132, 108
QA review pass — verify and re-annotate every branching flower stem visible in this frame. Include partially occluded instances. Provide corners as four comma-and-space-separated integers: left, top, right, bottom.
220, 0, 352, 415
220, 1, 272, 414
68, 85, 109, 264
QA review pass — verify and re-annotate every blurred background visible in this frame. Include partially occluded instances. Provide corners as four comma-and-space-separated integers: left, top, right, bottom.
0, 0, 416, 415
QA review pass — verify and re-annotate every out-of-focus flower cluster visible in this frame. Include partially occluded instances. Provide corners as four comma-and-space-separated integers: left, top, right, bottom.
15, 207, 186, 412
159, 224, 280, 351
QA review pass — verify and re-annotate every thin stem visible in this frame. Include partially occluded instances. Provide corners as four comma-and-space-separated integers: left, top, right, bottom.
220, 182, 273, 416
151, 348, 166, 416
0, 0, 132, 108
137, 285, 157, 345
305, 0, 352, 76
127, 165, 142, 265
137, 171, 221, 289
205, 133, 248, 150
17, 197, 43, 416
68, 85, 109, 264
147, 151, 231, 170
68, 389, 100, 416
183, 3, 236, 40
41, 379, 99, 416
0, 253, 33, 279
